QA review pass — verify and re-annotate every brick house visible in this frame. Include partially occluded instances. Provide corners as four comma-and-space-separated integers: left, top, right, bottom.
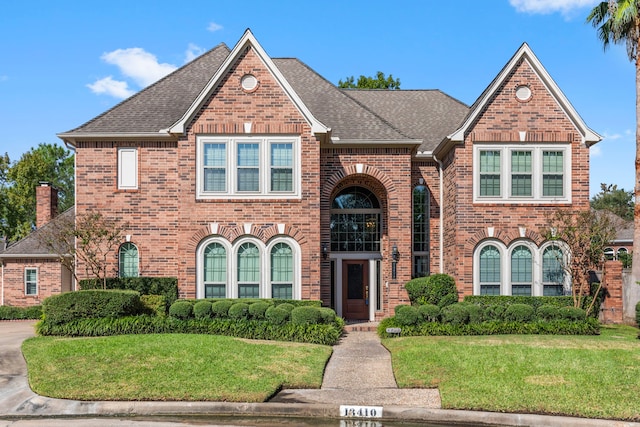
50, 29, 601, 319
0, 183, 74, 306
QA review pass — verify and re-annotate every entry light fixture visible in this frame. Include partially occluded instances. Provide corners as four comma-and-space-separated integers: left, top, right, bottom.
322, 242, 328, 260
392, 244, 399, 262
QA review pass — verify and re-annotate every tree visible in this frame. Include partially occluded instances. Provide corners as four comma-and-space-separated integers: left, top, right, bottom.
40, 210, 128, 289
338, 71, 401, 89
587, 0, 640, 303
1, 143, 74, 242
541, 209, 617, 316
590, 183, 634, 220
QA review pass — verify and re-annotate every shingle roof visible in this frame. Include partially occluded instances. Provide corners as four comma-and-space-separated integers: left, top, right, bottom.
60, 38, 468, 151
0, 208, 74, 257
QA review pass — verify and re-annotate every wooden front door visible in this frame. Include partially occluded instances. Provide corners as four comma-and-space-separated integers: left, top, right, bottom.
342, 260, 369, 320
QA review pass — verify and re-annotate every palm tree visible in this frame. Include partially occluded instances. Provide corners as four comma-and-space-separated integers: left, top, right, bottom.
588, 1, 640, 283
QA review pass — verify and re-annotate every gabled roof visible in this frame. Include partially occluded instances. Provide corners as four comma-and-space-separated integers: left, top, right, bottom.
0, 208, 74, 258
435, 43, 601, 157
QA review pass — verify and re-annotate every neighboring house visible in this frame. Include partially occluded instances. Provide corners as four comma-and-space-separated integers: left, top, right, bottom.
598, 210, 633, 263
51, 29, 599, 320
0, 183, 74, 306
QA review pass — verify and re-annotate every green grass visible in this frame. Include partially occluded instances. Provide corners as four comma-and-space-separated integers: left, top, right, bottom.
383, 325, 640, 421
22, 334, 332, 402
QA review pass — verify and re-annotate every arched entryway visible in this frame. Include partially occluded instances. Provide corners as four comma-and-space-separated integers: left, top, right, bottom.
330, 186, 383, 320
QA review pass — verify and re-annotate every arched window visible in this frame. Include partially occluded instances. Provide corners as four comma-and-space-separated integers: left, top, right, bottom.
412, 184, 430, 277
237, 242, 260, 298
203, 242, 226, 298
511, 245, 532, 296
118, 243, 139, 278
542, 245, 565, 296
604, 247, 615, 261
271, 242, 293, 299
330, 186, 381, 252
479, 245, 501, 295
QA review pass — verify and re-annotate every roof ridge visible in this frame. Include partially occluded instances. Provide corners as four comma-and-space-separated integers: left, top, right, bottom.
61, 43, 231, 135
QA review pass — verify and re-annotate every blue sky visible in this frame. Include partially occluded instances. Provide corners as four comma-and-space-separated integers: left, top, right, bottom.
0, 0, 634, 196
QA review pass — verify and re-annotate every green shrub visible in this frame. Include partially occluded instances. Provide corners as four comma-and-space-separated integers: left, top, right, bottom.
277, 303, 295, 314
464, 304, 485, 323
636, 301, 640, 327
193, 301, 213, 319
483, 304, 506, 321
265, 306, 289, 325
211, 300, 234, 318
79, 277, 178, 309
395, 305, 419, 326
169, 300, 193, 320
228, 303, 250, 320
0, 305, 42, 320
504, 303, 535, 322
43, 290, 143, 325
290, 306, 322, 325
440, 303, 470, 325
394, 304, 409, 316
405, 274, 457, 307
537, 304, 561, 321
559, 306, 586, 321
140, 295, 166, 316
248, 301, 271, 320
318, 307, 338, 324
417, 304, 440, 322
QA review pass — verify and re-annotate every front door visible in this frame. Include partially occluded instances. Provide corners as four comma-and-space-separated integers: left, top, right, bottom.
342, 260, 369, 320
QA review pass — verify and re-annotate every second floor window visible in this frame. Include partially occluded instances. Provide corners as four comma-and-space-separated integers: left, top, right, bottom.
197, 136, 300, 199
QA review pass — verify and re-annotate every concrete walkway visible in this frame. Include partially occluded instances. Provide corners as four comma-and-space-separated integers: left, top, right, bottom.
271, 330, 441, 407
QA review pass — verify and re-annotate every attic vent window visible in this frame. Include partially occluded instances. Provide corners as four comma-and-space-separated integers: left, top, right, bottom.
241, 74, 258, 92
515, 85, 532, 102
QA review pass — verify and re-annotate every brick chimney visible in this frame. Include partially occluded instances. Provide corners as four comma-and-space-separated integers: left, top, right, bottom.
36, 182, 58, 229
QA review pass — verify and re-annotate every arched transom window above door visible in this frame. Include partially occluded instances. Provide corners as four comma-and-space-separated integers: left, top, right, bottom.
330, 186, 382, 252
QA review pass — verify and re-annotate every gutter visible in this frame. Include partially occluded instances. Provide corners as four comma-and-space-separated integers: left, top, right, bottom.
433, 154, 444, 274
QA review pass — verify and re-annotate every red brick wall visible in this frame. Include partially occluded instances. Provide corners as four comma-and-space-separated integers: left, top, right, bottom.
601, 260, 623, 323
442, 58, 591, 296
36, 183, 58, 229
2, 258, 69, 306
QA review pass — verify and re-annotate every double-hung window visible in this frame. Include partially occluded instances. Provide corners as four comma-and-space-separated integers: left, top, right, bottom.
25, 268, 37, 295
198, 136, 299, 199
511, 245, 532, 296
479, 245, 501, 295
204, 242, 227, 298
474, 144, 570, 203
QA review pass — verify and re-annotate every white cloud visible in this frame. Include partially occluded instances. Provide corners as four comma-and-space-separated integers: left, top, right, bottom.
509, 0, 598, 15
101, 48, 177, 87
207, 22, 223, 32
86, 76, 135, 99
602, 131, 623, 140
185, 43, 205, 63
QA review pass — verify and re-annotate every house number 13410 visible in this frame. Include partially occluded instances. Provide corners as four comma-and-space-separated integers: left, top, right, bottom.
340, 405, 383, 418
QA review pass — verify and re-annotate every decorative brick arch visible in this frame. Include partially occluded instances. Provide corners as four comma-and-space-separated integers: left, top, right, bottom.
321, 164, 396, 205
186, 223, 307, 252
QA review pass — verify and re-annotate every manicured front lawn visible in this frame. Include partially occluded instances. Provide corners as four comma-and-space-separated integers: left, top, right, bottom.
22, 334, 332, 402
383, 325, 640, 421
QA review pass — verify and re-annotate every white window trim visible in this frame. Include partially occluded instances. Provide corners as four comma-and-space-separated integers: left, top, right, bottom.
196, 136, 301, 200
196, 236, 301, 300
117, 147, 138, 190
24, 267, 38, 296
473, 240, 571, 296
540, 241, 571, 295
473, 143, 571, 204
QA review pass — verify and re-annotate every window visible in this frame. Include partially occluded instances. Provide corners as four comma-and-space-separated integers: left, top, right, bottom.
412, 185, 430, 277
204, 242, 226, 298
474, 144, 570, 203
604, 247, 615, 261
511, 245, 532, 296
479, 150, 501, 196
479, 245, 501, 295
330, 186, 382, 252
25, 268, 37, 295
197, 136, 299, 199
542, 245, 565, 296
237, 242, 260, 298
118, 148, 138, 190
271, 243, 293, 299
118, 243, 139, 277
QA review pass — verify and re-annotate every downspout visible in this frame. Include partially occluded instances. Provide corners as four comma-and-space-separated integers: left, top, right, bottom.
1, 260, 4, 305
433, 155, 444, 274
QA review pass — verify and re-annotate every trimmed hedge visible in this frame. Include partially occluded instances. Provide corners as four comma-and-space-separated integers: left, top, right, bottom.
79, 277, 178, 309
0, 305, 43, 320
290, 306, 322, 325
43, 290, 143, 325
35, 315, 343, 345
193, 301, 213, 319
228, 303, 250, 320
395, 305, 419, 326
636, 301, 640, 327
140, 295, 166, 317
378, 316, 601, 337
405, 274, 458, 307
464, 293, 602, 318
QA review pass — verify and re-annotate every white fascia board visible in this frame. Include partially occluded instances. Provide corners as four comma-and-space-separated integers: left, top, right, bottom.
58, 132, 176, 147
330, 138, 422, 145
446, 43, 602, 145
168, 29, 329, 136
0, 254, 70, 259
